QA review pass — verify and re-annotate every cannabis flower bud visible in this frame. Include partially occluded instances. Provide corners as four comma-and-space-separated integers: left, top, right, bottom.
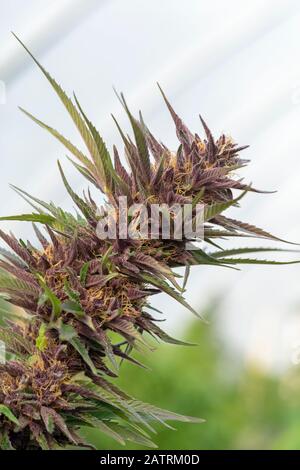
0, 35, 297, 449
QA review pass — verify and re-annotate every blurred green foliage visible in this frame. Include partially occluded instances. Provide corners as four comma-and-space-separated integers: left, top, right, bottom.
55, 304, 300, 449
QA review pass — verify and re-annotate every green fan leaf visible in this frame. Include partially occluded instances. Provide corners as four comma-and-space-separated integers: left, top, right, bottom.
203, 189, 248, 222
57, 322, 98, 375
215, 214, 298, 245
13, 34, 106, 188
216, 257, 300, 266
36, 322, 48, 352
139, 272, 205, 321
57, 161, 95, 220
0, 213, 55, 224
0, 272, 39, 296
38, 279, 62, 320
104, 422, 157, 448
79, 414, 126, 446
211, 247, 300, 258
119, 93, 151, 184
0, 405, 19, 426
73, 94, 121, 196
19, 107, 95, 174
0, 430, 15, 450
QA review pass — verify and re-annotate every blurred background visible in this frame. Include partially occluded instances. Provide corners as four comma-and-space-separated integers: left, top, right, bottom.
1, 0, 300, 449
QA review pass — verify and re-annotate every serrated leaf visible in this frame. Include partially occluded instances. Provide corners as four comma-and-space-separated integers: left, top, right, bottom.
110, 318, 151, 350
36, 322, 48, 352
64, 279, 80, 302
204, 189, 248, 222
0, 327, 33, 354
62, 300, 85, 318
119, 93, 151, 184
100, 246, 113, 270
192, 188, 205, 209
79, 414, 126, 446
57, 321, 77, 341
139, 272, 205, 321
67, 157, 98, 187
151, 153, 165, 187
19, 107, 95, 174
93, 328, 118, 372
107, 422, 157, 448
35, 433, 50, 450
130, 400, 204, 425
13, 34, 104, 189
0, 430, 15, 450
41, 407, 76, 443
57, 161, 95, 220
73, 94, 120, 196
79, 262, 89, 286
0, 272, 39, 296
38, 278, 62, 320
10, 185, 61, 220
216, 215, 299, 245
211, 247, 299, 258
0, 247, 26, 268
40, 407, 55, 434
217, 257, 300, 266
134, 253, 182, 290
111, 114, 142, 190
0, 213, 55, 224
0, 405, 19, 425
69, 336, 98, 375
191, 247, 231, 266
145, 321, 196, 346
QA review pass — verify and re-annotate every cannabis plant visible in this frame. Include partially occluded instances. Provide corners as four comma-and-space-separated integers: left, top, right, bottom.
0, 35, 298, 450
